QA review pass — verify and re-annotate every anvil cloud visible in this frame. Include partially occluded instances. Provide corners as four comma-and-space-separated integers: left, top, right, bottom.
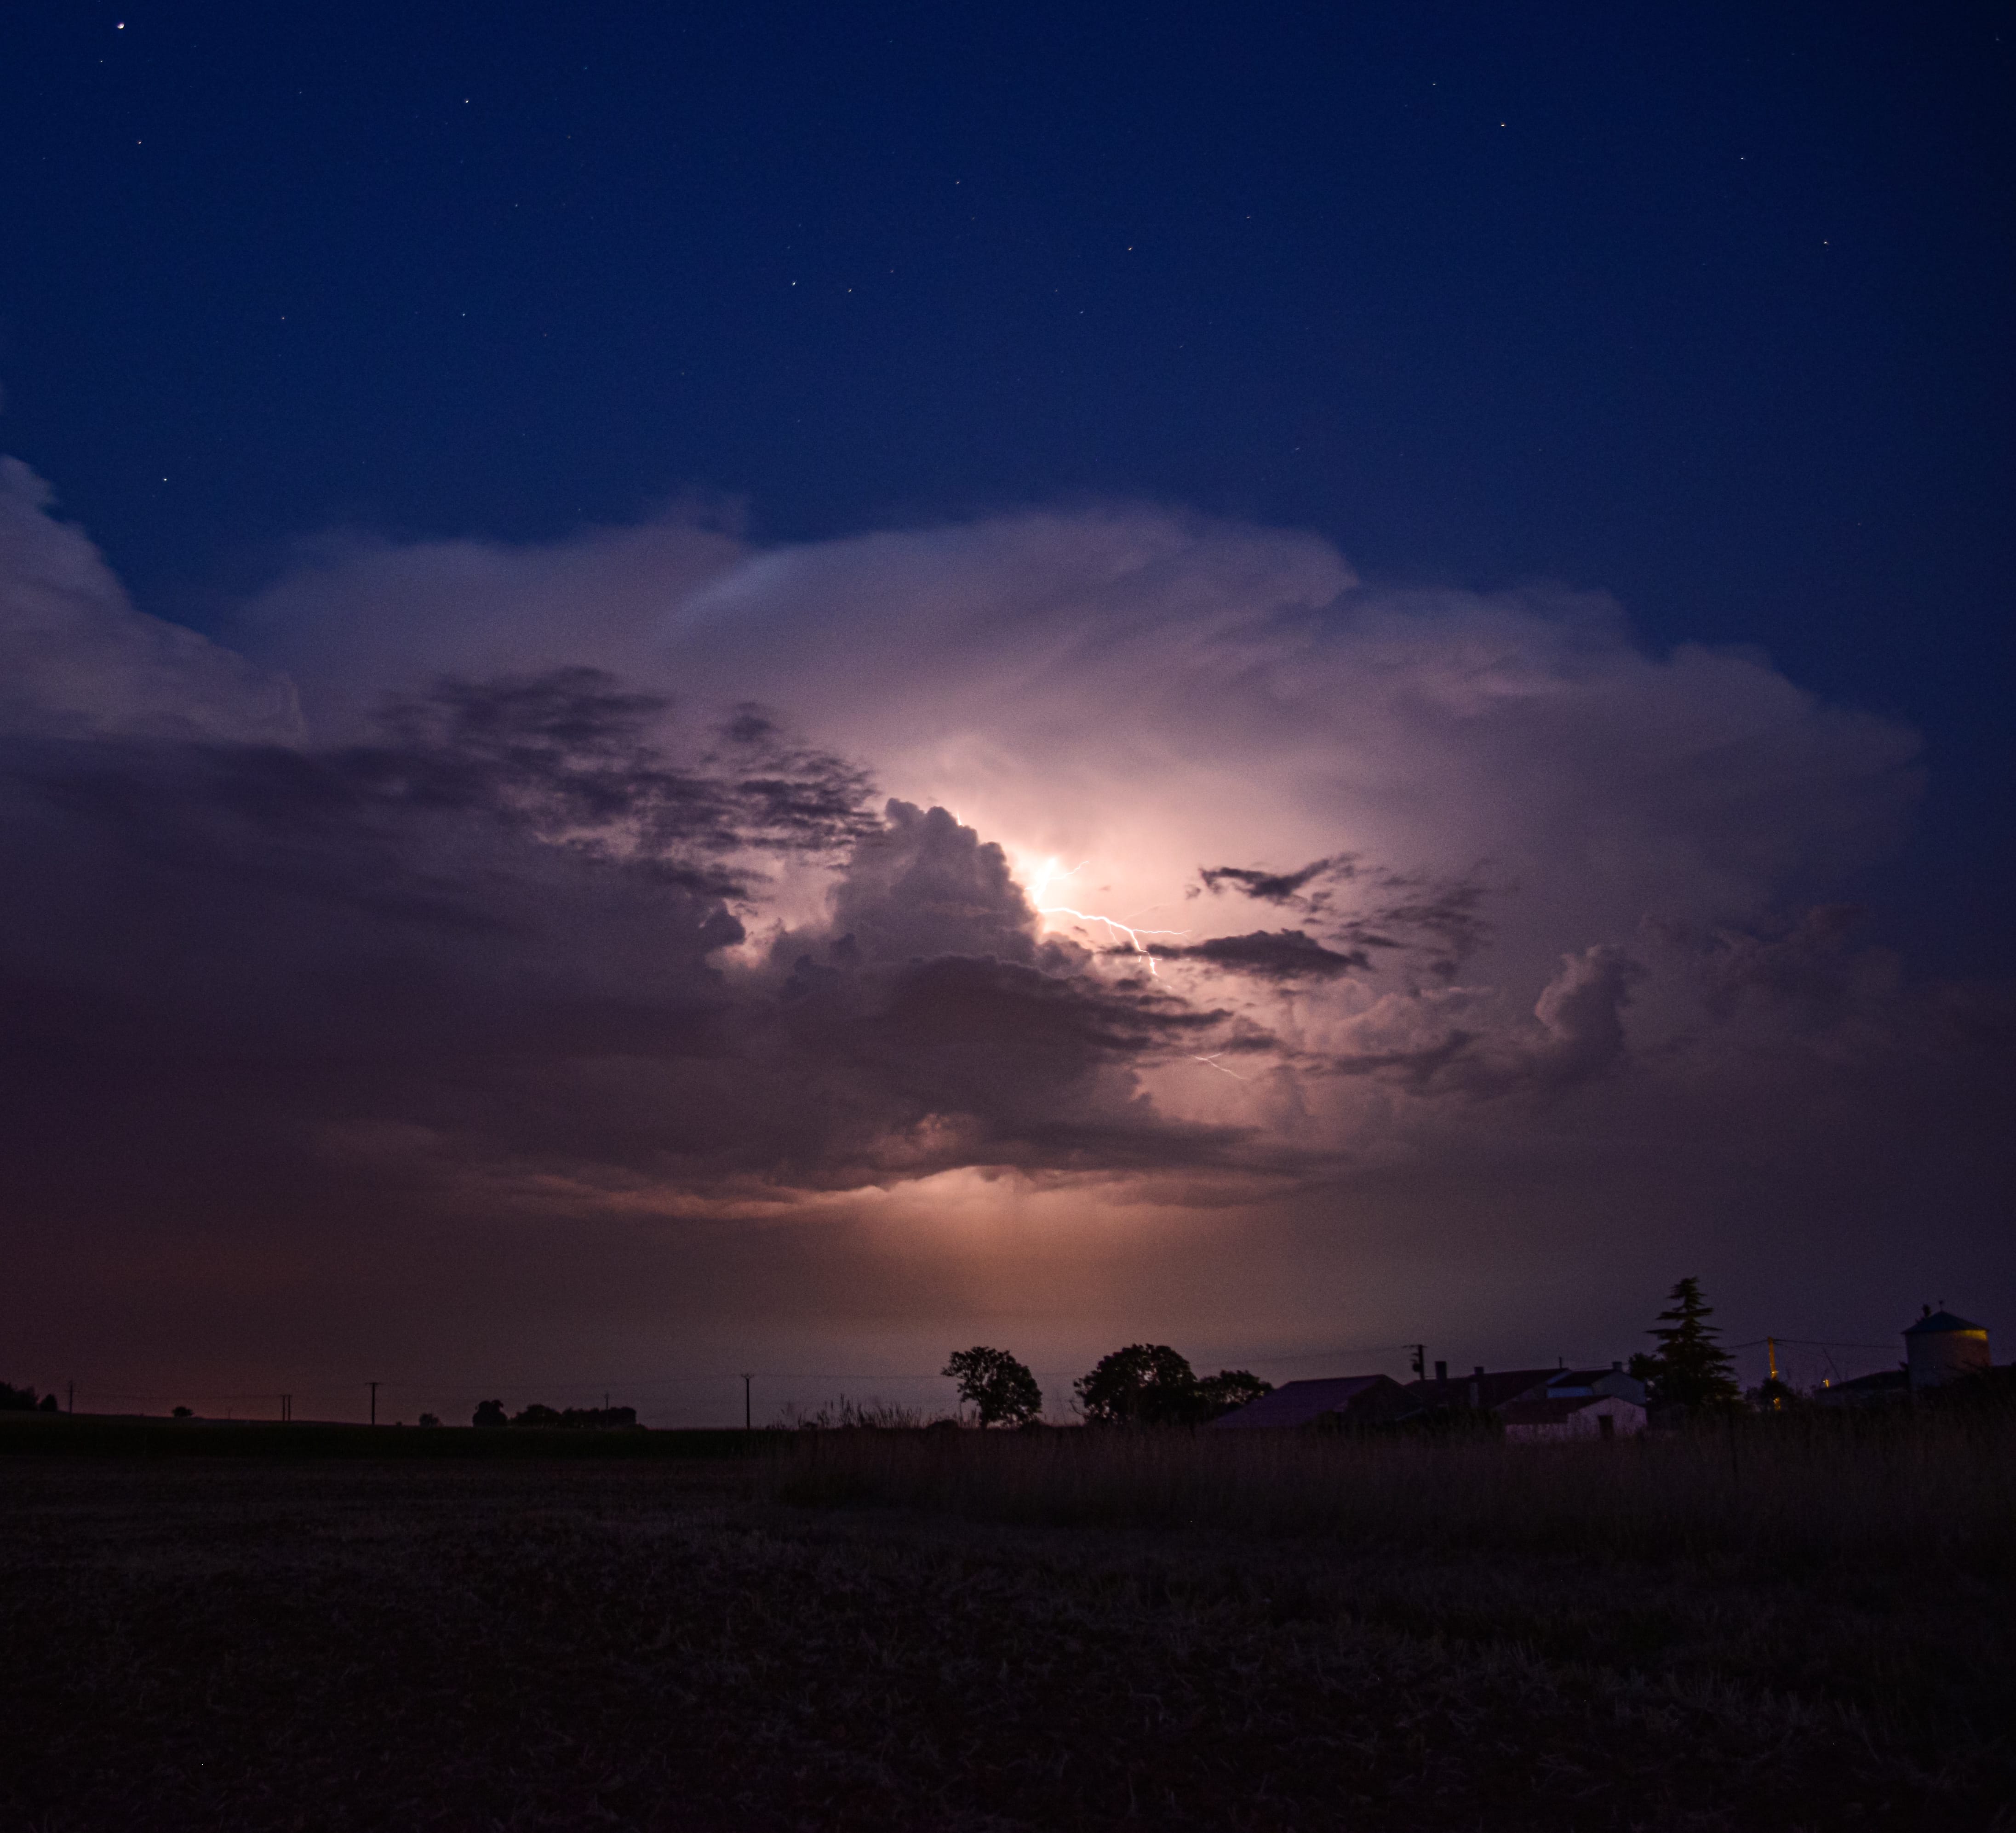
1, 460, 2006, 1410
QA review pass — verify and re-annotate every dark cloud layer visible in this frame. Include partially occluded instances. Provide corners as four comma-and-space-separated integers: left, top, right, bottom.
1154, 929, 1369, 980
1198, 856, 1497, 980
0, 670, 1265, 1274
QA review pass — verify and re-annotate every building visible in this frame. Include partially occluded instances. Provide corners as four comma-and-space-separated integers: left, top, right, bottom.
1813, 1368, 1908, 1408
1209, 1374, 1418, 1429
1405, 1366, 1563, 1412
1499, 1394, 1647, 1442
1814, 1305, 1994, 1406
1541, 1364, 1647, 1406
1904, 1308, 1992, 1391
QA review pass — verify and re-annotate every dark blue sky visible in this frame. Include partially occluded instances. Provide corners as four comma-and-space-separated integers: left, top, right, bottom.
4, 1, 2011, 959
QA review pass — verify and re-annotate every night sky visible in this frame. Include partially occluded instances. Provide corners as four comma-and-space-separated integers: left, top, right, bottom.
2, 3, 2010, 1423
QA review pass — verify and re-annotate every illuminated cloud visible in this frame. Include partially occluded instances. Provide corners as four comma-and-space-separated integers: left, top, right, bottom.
0, 473, 2005, 1401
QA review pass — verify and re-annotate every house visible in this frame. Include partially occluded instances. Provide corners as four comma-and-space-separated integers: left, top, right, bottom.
1500, 1394, 1647, 1442
1209, 1373, 1419, 1429
1404, 1365, 1563, 1411
1541, 1363, 1647, 1406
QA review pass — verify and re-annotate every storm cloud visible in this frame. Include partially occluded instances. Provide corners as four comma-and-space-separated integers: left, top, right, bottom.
1, 467, 2007, 1412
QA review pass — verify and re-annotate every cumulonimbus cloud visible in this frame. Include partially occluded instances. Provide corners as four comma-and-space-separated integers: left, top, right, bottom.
1, 460, 2006, 1399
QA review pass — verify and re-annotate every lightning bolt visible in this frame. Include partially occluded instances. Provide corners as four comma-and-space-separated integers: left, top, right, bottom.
1029, 858, 1188, 975
1189, 1053, 1251, 1081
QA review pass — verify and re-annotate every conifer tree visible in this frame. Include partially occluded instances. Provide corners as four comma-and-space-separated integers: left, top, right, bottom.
1630, 1276, 1741, 1411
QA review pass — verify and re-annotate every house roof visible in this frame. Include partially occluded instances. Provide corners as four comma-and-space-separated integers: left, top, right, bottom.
1210, 1375, 1398, 1429
1406, 1368, 1564, 1411
1813, 1368, 1908, 1404
1904, 1309, 1986, 1336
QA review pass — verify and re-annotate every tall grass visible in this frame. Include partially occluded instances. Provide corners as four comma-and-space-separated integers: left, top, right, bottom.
768, 1407, 2016, 1567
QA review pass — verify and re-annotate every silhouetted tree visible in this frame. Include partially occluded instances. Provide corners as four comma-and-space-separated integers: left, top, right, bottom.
943, 1347, 1043, 1427
1196, 1369, 1273, 1418
171, 1405, 193, 1418
417, 1412, 442, 1428
37, 1393, 57, 1412
1630, 1277, 1741, 1411
471, 1399, 508, 1428
1076, 1344, 1209, 1425
0, 1381, 39, 1411
511, 1403, 562, 1427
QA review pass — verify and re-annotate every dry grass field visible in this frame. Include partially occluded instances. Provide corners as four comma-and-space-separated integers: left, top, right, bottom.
2, 1415, 2011, 1831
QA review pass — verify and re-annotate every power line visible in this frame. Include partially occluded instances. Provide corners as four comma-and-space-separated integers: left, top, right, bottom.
1729, 1337, 1893, 1353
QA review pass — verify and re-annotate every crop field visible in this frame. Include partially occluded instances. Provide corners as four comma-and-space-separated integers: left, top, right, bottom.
2, 1416, 2011, 1832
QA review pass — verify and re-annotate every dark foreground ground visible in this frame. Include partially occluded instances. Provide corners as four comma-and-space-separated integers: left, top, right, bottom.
1, 1452, 2010, 1833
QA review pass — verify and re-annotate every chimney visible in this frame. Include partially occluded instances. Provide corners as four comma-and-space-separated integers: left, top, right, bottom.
1611, 1360, 1622, 1372
1434, 1360, 1448, 1384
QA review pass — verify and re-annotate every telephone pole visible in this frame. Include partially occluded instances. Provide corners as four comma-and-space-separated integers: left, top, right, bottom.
741, 1372, 753, 1432
367, 1380, 380, 1426
1407, 1343, 1426, 1382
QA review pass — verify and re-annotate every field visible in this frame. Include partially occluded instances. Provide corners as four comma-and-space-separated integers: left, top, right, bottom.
2, 1414, 2011, 1832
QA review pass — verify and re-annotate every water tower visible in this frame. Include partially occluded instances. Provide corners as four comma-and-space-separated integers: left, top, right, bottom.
1903, 1307, 1991, 1391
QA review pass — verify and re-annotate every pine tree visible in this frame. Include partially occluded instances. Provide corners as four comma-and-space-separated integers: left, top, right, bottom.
1631, 1276, 1741, 1411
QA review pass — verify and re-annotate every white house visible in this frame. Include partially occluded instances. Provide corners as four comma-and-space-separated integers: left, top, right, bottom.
1499, 1393, 1646, 1442
1542, 1363, 1647, 1405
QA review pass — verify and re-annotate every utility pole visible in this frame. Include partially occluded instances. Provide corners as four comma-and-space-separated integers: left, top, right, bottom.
280, 1393, 292, 1423
1407, 1343, 1426, 1382
367, 1380, 380, 1426
741, 1372, 753, 1432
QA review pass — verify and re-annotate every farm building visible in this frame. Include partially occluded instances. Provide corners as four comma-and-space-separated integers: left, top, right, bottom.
1815, 1305, 1994, 1405
1209, 1374, 1417, 1429
1904, 1308, 1991, 1390
1499, 1394, 1647, 1442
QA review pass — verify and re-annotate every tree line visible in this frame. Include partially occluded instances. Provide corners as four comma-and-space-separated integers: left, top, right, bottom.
0, 1382, 58, 1414
947, 1279, 1764, 1428
470, 1400, 640, 1429
943, 1344, 1271, 1428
